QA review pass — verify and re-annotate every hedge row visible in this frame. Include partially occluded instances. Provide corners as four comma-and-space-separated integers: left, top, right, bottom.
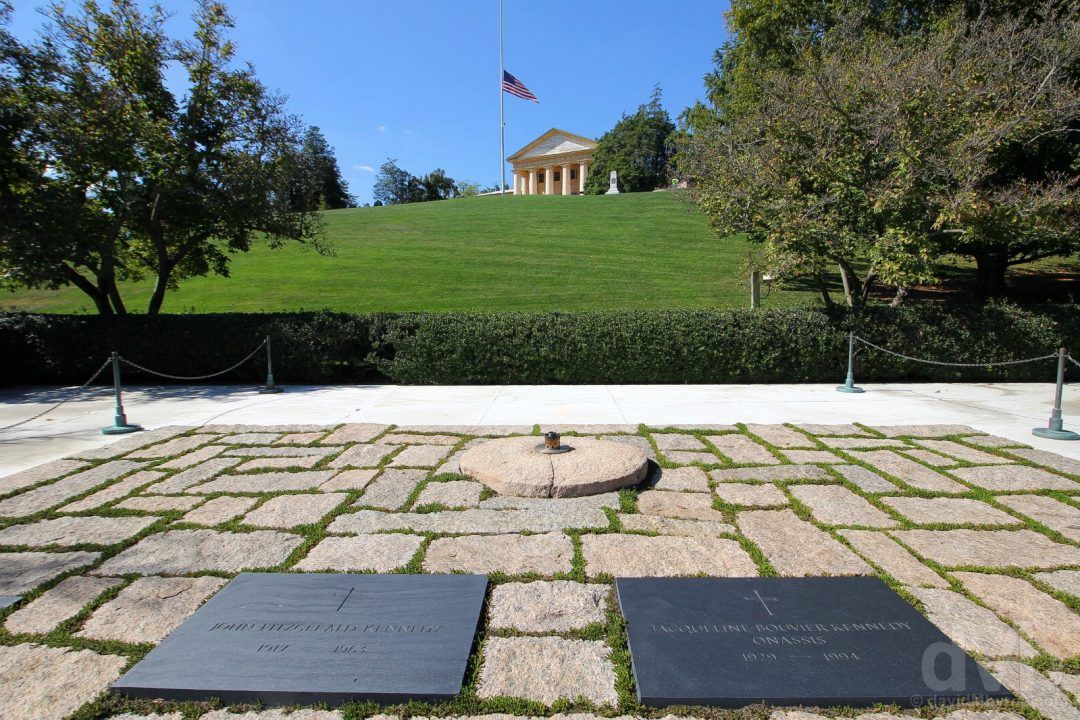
0, 303, 1076, 386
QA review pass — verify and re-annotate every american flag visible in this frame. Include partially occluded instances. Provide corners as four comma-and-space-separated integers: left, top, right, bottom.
502, 70, 539, 103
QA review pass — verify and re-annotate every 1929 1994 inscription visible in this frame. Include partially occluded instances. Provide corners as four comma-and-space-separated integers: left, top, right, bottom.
111, 573, 488, 706
617, 577, 1013, 708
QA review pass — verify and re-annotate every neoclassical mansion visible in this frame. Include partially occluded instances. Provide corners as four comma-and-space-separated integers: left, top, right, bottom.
507, 128, 597, 195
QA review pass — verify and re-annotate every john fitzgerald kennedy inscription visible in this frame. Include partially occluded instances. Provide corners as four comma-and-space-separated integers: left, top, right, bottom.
112, 573, 488, 706
617, 577, 1012, 708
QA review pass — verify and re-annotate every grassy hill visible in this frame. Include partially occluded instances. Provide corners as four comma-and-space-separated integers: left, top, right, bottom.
2, 192, 815, 314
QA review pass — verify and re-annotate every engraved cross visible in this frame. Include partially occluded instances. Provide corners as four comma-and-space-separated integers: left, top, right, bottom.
336, 587, 357, 612
744, 589, 779, 616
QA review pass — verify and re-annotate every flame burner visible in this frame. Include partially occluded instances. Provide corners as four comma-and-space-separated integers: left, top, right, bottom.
535, 430, 572, 455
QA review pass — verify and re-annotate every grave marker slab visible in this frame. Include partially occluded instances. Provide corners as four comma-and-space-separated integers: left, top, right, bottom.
616, 576, 1011, 708
0, 595, 19, 609
111, 572, 487, 705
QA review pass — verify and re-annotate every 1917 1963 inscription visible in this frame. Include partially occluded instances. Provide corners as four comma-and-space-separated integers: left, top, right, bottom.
617, 577, 1013, 708
111, 573, 488, 706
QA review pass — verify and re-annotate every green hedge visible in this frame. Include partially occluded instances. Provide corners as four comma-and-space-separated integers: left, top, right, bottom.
0, 303, 1076, 386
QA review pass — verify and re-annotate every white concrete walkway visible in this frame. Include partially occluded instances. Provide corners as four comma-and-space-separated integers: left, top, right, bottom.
1, 382, 1078, 475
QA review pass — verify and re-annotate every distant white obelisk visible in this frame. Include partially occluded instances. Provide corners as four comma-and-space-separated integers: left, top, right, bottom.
605, 170, 620, 195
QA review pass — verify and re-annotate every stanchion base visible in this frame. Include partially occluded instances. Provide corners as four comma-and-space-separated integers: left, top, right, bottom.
258, 386, 284, 394
836, 384, 865, 394
102, 424, 143, 435
1033, 427, 1080, 441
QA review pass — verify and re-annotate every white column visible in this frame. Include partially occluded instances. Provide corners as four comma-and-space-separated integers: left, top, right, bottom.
512, 172, 520, 195
580, 162, 588, 192
528, 170, 536, 195
562, 164, 572, 195
545, 166, 553, 195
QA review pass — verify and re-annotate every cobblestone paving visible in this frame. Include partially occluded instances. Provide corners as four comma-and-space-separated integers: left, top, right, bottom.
0, 422, 1077, 719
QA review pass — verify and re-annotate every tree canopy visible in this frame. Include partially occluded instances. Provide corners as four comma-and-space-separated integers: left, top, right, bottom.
373, 159, 465, 204
680, 3, 1079, 302
290, 126, 355, 211
584, 86, 675, 194
0, 0, 328, 315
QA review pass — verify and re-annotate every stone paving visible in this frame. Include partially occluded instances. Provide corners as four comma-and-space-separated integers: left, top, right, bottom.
0, 422, 1076, 719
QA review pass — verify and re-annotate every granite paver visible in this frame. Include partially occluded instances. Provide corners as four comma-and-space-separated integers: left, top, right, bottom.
637, 490, 726, 521
389, 444, 453, 468
145, 458, 241, 493
847, 451, 966, 492
0, 460, 145, 517
60, 470, 164, 512
838, 531, 948, 588
913, 439, 1013, 464
0, 642, 126, 720
295, 534, 424, 572
478, 636, 617, 705
833, 464, 899, 492
706, 434, 780, 464
954, 572, 1080, 659
738, 510, 872, 576
488, 580, 609, 632
191, 470, 336, 494
320, 469, 378, 491
744, 424, 815, 448
329, 507, 609, 535
328, 443, 401, 468
156, 445, 227, 470
78, 575, 227, 643
710, 465, 831, 482
180, 496, 257, 525
581, 534, 757, 578
870, 425, 979, 437
950, 465, 1078, 491
94, 529, 302, 575
1005, 448, 1080, 476
0, 459, 87, 494
415, 480, 483, 508
652, 433, 706, 451
0, 515, 157, 547
787, 485, 896, 527
907, 588, 1038, 658
0, 551, 100, 594
357, 469, 426, 509
617, 514, 734, 537
242, 493, 347, 527
320, 423, 391, 444
650, 466, 710, 491
714, 482, 788, 506
990, 661, 1080, 720
880, 497, 1021, 526
996, 495, 1080, 542
127, 434, 219, 459
1033, 570, 1080, 597
892, 529, 1080, 568
424, 533, 573, 575
115, 495, 204, 512
4, 575, 122, 635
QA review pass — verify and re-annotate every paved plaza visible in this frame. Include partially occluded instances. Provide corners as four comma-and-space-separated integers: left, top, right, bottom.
0, 419, 1077, 719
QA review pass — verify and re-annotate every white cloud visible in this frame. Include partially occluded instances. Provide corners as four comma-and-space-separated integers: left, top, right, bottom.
352, 164, 375, 173
376, 125, 386, 133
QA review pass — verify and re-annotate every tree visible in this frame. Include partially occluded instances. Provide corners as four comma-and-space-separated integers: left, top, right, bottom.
0, 0, 327, 315
420, 168, 459, 201
372, 158, 424, 205
679, 8, 1079, 306
290, 126, 355, 211
455, 180, 482, 197
585, 86, 675, 194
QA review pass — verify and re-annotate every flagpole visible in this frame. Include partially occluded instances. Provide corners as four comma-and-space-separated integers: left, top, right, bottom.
499, 0, 505, 195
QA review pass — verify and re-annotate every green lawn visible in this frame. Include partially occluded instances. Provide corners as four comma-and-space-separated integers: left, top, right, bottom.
0, 192, 818, 314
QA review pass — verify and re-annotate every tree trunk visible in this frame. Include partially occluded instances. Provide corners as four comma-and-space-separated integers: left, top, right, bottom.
147, 268, 170, 316
60, 264, 113, 316
972, 251, 1009, 297
890, 285, 909, 307
815, 273, 834, 308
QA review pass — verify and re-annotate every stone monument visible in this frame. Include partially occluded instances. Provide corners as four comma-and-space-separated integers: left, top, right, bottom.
605, 170, 620, 195
617, 576, 1012, 707
460, 432, 647, 497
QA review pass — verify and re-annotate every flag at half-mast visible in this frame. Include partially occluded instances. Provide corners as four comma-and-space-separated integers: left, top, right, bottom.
502, 70, 539, 103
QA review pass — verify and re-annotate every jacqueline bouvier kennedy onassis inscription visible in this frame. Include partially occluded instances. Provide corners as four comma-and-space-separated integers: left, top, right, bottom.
617, 576, 1013, 708
111, 573, 488, 705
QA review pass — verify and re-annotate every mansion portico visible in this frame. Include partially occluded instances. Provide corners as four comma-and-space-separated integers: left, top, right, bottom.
507, 128, 597, 195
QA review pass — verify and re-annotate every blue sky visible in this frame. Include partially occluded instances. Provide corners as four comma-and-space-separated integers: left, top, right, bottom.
6, 0, 729, 203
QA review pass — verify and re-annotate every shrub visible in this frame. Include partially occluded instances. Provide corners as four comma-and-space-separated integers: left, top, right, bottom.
0, 303, 1075, 386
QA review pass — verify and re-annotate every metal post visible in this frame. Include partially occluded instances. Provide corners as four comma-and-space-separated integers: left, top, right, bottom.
102, 352, 142, 435
836, 331, 865, 394
498, 0, 505, 195
259, 335, 283, 394
1033, 347, 1077, 440
750, 270, 761, 309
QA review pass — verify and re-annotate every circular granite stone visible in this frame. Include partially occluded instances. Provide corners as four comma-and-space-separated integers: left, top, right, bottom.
460, 436, 648, 498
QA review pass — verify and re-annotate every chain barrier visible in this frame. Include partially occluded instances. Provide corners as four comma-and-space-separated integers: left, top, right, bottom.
118, 338, 268, 381
0, 357, 113, 434
1068, 354, 1080, 370
853, 336, 1057, 368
